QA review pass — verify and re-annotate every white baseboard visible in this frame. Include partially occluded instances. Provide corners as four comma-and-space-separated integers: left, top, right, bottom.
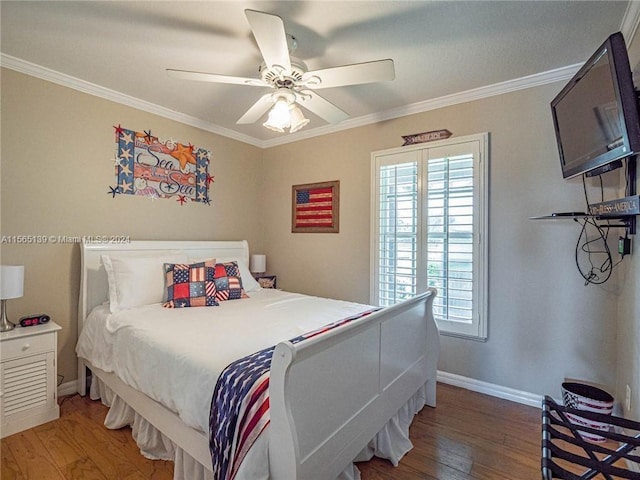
437, 370, 545, 408
58, 380, 78, 397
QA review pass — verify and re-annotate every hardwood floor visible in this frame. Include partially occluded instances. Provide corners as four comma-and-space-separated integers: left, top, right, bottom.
357, 384, 541, 479
1, 383, 542, 479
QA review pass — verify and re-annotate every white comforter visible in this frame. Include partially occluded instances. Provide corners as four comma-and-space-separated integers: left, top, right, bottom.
76, 288, 374, 434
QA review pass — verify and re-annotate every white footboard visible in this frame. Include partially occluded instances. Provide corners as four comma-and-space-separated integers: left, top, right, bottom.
268, 288, 439, 479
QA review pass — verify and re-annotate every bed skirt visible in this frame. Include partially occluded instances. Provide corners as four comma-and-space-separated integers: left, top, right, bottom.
90, 376, 430, 480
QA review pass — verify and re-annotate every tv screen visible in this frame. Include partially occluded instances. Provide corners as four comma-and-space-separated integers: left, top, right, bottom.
551, 32, 640, 179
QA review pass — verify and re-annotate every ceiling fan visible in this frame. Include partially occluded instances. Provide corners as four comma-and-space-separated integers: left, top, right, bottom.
167, 9, 395, 133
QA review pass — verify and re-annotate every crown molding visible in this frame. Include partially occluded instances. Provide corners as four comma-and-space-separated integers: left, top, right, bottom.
0, 54, 263, 148
2, 53, 578, 150
621, 0, 640, 45
262, 64, 580, 148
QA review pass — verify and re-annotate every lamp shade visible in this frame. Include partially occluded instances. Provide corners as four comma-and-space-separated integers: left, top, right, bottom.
0, 265, 24, 299
263, 98, 291, 132
250, 254, 266, 273
289, 105, 310, 133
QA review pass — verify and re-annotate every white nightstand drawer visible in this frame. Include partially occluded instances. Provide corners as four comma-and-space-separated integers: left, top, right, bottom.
1, 332, 55, 360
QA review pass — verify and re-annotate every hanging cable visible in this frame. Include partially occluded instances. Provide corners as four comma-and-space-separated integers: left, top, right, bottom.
574, 175, 624, 285
574, 216, 616, 285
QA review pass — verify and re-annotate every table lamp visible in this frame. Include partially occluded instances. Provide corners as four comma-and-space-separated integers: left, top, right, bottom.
1, 265, 24, 332
250, 254, 266, 275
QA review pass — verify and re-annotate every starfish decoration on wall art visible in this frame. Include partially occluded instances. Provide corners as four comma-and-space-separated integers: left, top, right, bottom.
171, 143, 197, 172
143, 130, 156, 144
113, 124, 125, 139
108, 186, 120, 198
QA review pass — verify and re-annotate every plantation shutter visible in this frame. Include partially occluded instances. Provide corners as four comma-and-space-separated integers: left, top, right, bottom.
376, 151, 419, 306
425, 145, 476, 327
372, 134, 487, 340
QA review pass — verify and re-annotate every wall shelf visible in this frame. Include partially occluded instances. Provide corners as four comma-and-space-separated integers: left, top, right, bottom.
532, 156, 638, 234
529, 213, 632, 230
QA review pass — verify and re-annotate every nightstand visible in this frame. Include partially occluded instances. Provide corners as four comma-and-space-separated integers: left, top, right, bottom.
1, 322, 61, 438
255, 274, 277, 289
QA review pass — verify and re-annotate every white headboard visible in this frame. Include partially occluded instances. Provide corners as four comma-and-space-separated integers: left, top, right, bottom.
78, 239, 250, 331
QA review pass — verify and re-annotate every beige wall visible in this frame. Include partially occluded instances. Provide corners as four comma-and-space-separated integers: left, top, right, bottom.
262, 83, 620, 400
0, 69, 264, 384
2, 57, 636, 409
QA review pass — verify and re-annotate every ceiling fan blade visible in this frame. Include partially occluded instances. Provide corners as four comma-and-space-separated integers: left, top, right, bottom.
237, 93, 274, 124
245, 9, 291, 73
297, 90, 349, 124
167, 69, 268, 87
302, 59, 395, 89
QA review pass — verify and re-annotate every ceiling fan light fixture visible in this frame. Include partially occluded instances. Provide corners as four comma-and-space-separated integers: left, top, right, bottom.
263, 120, 285, 133
263, 97, 291, 132
169, 10, 396, 133
272, 97, 291, 123
289, 104, 310, 133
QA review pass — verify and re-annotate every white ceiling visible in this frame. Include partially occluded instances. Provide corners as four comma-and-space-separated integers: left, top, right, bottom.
0, 1, 636, 147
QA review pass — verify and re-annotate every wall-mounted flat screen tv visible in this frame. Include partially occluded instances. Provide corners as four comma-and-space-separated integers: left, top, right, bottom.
551, 32, 640, 179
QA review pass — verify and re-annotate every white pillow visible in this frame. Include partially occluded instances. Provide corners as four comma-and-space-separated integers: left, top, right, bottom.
102, 251, 188, 312
189, 256, 261, 292
217, 257, 261, 292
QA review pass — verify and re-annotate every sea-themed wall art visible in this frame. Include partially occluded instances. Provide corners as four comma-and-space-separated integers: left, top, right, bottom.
110, 125, 213, 205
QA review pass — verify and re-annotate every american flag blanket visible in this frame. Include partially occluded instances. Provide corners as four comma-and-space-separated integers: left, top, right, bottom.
209, 307, 381, 480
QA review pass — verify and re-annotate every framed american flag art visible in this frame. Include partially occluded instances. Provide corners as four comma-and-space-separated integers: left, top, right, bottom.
292, 180, 340, 233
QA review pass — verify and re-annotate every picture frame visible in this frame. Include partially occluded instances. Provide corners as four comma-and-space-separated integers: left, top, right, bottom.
292, 180, 340, 233
255, 275, 277, 289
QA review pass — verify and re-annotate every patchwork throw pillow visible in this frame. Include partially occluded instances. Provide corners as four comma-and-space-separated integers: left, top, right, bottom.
214, 257, 261, 292
164, 259, 219, 308
213, 261, 249, 301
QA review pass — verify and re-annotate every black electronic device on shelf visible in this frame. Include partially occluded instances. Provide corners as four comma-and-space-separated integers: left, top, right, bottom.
538, 31, 639, 237
551, 32, 640, 180
533, 33, 640, 284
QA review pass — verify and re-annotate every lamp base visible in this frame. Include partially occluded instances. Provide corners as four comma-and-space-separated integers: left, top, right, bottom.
0, 299, 16, 332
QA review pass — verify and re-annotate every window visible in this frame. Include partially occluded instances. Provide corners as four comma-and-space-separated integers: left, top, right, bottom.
371, 133, 488, 340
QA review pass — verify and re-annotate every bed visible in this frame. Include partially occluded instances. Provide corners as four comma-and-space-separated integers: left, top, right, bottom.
75, 240, 440, 480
